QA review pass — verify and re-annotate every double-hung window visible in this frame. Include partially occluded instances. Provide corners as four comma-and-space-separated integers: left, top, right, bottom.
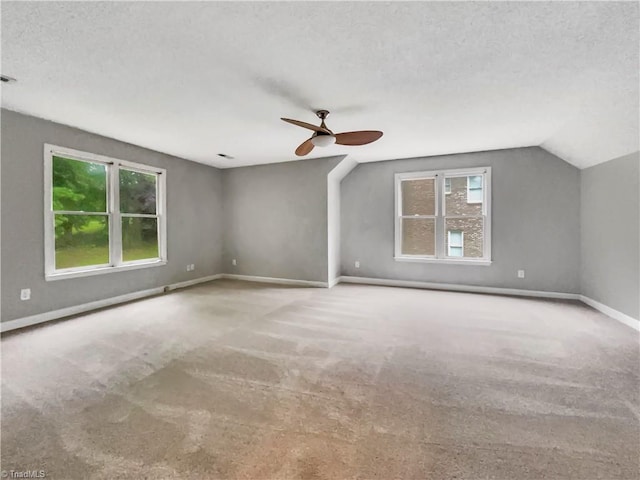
395, 167, 491, 264
45, 144, 167, 280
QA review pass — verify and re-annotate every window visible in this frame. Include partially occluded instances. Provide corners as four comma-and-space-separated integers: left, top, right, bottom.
467, 175, 483, 203
448, 230, 464, 257
444, 178, 452, 194
395, 167, 491, 264
45, 144, 166, 279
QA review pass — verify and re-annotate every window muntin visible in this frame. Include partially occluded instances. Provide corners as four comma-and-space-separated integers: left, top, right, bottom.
45, 145, 166, 279
395, 167, 491, 264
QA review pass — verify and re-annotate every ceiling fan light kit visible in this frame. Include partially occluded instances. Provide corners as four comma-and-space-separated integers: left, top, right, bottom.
281, 110, 383, 156
311, 134, 336, 147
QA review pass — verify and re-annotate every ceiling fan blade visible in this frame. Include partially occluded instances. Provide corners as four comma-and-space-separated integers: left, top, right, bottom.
334, 130, 383, 146
295, 138, 315, 156
281, 118, 331, 134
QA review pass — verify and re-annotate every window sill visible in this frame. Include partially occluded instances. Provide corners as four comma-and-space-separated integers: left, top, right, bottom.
45, 259, 167, 281
394, 256, 492, 266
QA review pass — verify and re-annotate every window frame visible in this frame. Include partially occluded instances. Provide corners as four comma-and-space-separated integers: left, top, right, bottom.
394, 166, 491, 265
44, 144, 167, 281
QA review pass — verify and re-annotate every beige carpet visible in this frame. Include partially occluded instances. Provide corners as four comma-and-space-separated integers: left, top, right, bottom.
1, 279, 638, 479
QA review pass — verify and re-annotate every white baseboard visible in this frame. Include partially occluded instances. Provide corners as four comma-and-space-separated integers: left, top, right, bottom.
579, 295, 640, 332
220, 273, 328, 288
1, 274, 223, 334
166, 274, 223, 291
338, 275, 580, 300
5, 273, 636, 334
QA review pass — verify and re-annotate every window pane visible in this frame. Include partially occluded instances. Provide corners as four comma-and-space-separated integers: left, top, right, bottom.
468, 188, 483, 203
402, 178, 435, 216
445, 175, 483, 215
401, 218, 435, 256
52, 156, 107, 212
54, 214, 109, 269
446, 217, 484, 258
468, 175, 482, 189
122, 217, 159, 262
449, 230, 463, 246
120, 169, 157, 214
449, 246, 463, 257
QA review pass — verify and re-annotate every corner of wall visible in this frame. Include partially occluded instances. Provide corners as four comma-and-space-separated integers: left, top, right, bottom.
327, 156, 358, 283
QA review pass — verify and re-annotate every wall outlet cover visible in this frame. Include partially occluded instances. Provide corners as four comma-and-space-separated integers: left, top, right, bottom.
517, 270, 525, 278
355, 261, 360, 268
20, 288, 31, 300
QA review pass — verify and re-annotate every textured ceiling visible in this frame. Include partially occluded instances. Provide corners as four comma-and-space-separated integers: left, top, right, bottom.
2, 2, 638, 168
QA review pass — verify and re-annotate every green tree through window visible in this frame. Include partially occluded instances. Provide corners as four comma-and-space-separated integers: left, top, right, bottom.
52, 156, 109, 269
48, 150, 164, 274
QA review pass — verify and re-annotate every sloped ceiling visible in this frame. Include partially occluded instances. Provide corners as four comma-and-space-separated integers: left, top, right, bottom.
1, 2, 638, 168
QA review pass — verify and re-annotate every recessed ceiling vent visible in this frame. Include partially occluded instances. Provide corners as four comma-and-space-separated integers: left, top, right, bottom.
217, 153, 234, 159
0, 75, 17, 83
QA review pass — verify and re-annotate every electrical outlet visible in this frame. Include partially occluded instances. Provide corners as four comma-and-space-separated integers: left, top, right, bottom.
232, 259, 237, 266
517, 270, 525, 279
186, 264, 192, 271
355, 260, 360, 268
190, 264, 195, 271
20, 288, 31, 301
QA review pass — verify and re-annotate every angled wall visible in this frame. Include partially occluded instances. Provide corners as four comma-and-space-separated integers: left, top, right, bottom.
1, 109, 224, 323
327, 157, 357, 286
580, 151, 639, 322
340, 147, 581, 293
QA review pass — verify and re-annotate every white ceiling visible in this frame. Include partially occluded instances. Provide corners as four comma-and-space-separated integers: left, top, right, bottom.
2, 2, 638, 169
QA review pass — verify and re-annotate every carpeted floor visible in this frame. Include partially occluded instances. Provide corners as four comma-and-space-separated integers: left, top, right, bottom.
1, 279, 638, 479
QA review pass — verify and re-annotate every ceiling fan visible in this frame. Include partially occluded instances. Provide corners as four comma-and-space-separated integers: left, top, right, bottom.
281, 110, 383, 156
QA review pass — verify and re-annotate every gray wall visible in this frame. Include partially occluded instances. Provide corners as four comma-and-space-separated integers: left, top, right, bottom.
3, 108, 634, 324
581, 151, 639, 321
222, 156, 342, 283
1, 109, 224, 322
341, 147, 581, 293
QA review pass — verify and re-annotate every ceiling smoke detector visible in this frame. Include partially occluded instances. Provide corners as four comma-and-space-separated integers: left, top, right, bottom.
0, 75, 17, 83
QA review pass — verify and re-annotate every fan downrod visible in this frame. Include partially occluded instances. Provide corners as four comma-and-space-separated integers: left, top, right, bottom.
316, 110, 330, 120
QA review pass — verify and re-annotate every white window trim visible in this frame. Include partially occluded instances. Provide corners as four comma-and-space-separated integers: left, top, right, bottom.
44, 144, 167, 281
394, 166, 492, 265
